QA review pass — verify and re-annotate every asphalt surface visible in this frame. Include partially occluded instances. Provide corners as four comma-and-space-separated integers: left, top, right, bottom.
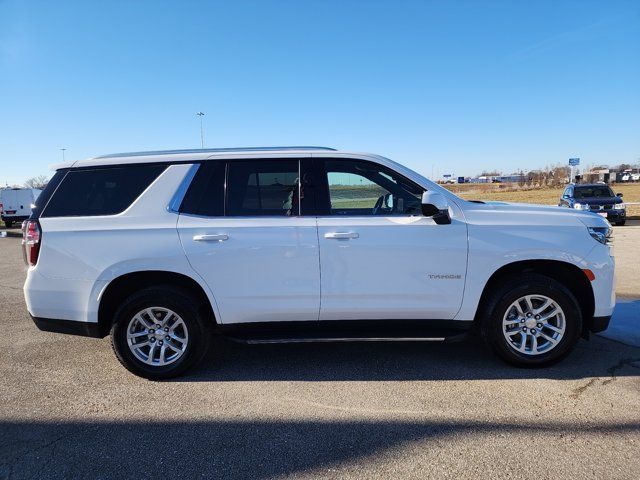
1, 229, 639, 479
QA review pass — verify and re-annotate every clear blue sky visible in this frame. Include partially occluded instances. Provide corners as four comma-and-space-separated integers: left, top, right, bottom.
1, 0, 639, 185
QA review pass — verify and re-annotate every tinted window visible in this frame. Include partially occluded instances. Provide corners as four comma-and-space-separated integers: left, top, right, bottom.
180, 162, 225, 216
574, 186, 614, 199
42, 164, 166, 217
323, 159, 424, 215
226, 160, 299, 216
29, 170, 67, 218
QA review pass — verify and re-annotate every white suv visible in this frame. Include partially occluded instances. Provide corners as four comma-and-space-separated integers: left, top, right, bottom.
23, 147, 615, 379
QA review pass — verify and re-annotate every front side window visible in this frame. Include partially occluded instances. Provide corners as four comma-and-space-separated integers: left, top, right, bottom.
323, 159, 423, 216
42, 164, 167, 217
226, 160, 300, 216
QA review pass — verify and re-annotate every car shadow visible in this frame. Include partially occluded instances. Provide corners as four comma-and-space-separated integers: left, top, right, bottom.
177, 332, 640, 383
602, 298, 640, 347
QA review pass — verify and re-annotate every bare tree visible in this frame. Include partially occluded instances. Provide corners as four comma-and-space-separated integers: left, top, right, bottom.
24, 175, 49, 189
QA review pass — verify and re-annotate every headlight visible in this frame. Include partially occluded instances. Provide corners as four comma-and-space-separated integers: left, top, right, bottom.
588, 226, 612, 245
574, 203, 589, 210
614, 203, 625, 210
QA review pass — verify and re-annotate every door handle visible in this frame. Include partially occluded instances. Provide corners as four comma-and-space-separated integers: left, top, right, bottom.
193, 234, 229, 242
324, 232, 359, 240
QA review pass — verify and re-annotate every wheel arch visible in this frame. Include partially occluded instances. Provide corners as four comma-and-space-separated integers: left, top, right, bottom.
97, 271, 217, 336
474, 260, 594, 335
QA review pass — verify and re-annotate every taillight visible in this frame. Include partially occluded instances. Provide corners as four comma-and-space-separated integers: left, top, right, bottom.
22, 220, 41, 266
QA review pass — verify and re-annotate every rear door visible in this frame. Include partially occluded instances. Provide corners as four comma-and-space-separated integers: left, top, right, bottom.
2, 189, 19, 215
314, 158, 468, 321
177, 158, 321, 324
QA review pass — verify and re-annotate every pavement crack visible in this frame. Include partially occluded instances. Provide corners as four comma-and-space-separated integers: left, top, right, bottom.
571, 357, 640, 399
602, 357, 640, 386
570, 378, 598, 399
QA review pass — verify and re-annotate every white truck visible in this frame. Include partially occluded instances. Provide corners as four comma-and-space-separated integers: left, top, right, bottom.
22, 147, 615, 379
0, 188, 41, 228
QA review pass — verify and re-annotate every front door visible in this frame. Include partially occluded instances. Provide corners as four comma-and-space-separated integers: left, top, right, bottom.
315, 158, 468, 321
178, 158, 320, 324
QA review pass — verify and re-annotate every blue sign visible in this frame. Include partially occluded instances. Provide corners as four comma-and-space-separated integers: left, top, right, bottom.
569, 158, 580, 166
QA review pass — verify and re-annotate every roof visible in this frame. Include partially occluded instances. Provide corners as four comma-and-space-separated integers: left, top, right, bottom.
51, 146, 338, 169
92, 146, 336, 159
571, 183, 612, 188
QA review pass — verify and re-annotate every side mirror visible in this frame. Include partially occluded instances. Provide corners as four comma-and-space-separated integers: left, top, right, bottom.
421, 191, 451, 224
616, 192, 623, 197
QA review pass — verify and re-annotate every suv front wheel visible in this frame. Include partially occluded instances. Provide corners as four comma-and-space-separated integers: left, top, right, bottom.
110, 286, 211, 379
481, 274, 582, 367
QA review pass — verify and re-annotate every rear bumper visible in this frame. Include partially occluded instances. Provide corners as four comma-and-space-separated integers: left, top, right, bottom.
1, 215, 28, 222
30, 315, 106, 338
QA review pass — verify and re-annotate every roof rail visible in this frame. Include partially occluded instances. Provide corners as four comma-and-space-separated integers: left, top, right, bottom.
92, 146, 336, 159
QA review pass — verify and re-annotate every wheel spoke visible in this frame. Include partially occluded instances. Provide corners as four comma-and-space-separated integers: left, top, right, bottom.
533, 298, 551, 314
127, 330, 147, 339
531, 335, 538, 353
506, 328, 522, 336
134, 313, 154, 329
159, 345, 168, 366
145, 308, 160, 325
519, 332, 528, 352
543, 323, 563, 334
169, 332, 186, 344
539, 332, 557, 345
523, 296, 534, 313
165, 339, 181, 352
162, 310, 173, 326
147, 343, 158, 364
513, 302, 525, 316
133, 340, 150, 349
538, 307, 559, 322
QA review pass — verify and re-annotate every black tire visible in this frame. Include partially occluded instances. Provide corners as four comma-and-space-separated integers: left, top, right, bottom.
4, 220, 13, 228
480, 274, 582, 367
615, 221, 626, 226
110, 286, 211, 379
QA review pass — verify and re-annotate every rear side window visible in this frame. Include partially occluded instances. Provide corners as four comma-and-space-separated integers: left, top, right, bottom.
42, 164, 166, 217
30, 170, 67, 218
180, 162, 225, 216
226, 160, 299, 216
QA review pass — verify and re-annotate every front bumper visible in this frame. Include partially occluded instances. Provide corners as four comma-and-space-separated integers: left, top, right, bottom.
599, 209, 626, 222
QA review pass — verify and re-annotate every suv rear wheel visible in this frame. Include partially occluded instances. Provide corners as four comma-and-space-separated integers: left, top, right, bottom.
481, 274, 582, 367
110, 286, 211, 379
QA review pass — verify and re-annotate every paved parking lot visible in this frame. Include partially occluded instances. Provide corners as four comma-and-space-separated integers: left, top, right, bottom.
1, 226, 639, 479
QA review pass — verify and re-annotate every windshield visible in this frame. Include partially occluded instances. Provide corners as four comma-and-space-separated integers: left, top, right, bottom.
574, 186, 614, 199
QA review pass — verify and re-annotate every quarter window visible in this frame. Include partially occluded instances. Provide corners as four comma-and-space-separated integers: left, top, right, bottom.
42, 164, 167, 217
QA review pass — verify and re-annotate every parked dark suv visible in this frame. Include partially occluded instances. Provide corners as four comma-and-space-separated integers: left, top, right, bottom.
559, 183, 626, 226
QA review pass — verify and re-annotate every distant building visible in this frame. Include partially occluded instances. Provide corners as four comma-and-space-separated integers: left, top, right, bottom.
585, 168, 611, 183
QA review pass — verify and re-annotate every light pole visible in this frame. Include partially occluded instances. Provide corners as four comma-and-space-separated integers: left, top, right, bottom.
61, 148, 66, 162
196, 112, 205, 149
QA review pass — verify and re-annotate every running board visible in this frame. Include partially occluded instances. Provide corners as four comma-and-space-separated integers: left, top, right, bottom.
216, 320, 473, 346
228, 336, 449, 345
